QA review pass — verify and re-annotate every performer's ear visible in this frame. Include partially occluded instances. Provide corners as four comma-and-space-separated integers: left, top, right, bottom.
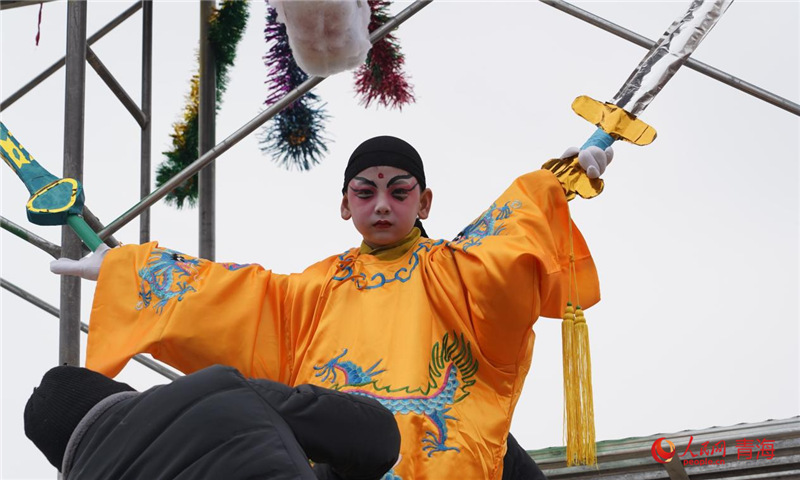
340, 195, 352, 220
418, 188, 433, 220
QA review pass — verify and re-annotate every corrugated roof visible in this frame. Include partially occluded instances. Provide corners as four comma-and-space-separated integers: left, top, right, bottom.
528, 417, 800, 479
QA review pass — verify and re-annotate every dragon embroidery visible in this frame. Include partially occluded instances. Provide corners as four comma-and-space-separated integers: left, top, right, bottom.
332, 239, 445, 290
136, 247, 203, 313
220, 262, 250, 271
313, 332, 478, 457
450, 200, 522, 251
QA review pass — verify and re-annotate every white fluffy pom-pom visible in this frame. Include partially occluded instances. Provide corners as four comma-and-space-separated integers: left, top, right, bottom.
269, 0, 372, 77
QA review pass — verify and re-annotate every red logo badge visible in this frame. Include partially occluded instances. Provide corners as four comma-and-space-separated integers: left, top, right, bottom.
652, 437, 676, 463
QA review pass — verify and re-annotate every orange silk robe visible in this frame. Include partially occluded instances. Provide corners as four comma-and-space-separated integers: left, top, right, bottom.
87, 170, 600, 479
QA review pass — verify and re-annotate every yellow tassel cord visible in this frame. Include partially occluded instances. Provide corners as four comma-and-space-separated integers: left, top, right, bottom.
562, 209, 597, 466
562, 303, 579, 458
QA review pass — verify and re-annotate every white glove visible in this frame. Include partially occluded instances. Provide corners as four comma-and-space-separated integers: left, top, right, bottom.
560, 146, 614, 179
50, 243, 111, 281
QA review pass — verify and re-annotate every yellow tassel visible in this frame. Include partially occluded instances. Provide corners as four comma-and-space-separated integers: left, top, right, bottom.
563, 304, 596, 466
574, 306, 596, 465
562, 204, 597, 466
562, 303, 579, 463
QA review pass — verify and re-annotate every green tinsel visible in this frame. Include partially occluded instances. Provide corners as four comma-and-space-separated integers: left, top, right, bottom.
157, 0, 249, 209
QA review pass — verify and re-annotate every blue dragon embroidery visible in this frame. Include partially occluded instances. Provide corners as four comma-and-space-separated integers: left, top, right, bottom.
136, 248, 202, 313
380, 468, 402, 480
313, 349, 385, 386
450, 200, 522, 251
332, 238, 444, 290
314, 332, 478, 457
220, 262, 250, 271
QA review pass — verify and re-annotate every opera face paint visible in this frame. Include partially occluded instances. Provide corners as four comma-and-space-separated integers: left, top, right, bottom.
341, 166, 428, 248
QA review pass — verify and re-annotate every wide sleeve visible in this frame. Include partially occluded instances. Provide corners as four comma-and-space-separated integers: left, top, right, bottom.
86, 241, 311, 382
440, 169, 600, 364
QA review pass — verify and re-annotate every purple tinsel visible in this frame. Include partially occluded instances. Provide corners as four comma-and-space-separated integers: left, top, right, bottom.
261, 5, 328, 170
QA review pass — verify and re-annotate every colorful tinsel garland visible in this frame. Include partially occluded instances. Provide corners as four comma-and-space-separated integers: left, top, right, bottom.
157, 0, 249, 208
260, 0, 415, 170
260, 6, 329, 170
159, 1, 416, 190
354, 0, 415, 109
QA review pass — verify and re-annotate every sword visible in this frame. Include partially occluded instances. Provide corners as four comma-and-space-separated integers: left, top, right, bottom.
543, 0, 734, 200
1, 122, 104, 251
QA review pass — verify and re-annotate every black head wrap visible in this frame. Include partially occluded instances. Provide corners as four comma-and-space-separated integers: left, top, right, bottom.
342, 136, 426, 194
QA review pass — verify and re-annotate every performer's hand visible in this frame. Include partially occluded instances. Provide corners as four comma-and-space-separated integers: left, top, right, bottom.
50, 243, 111, 281
560, 146, 614, 179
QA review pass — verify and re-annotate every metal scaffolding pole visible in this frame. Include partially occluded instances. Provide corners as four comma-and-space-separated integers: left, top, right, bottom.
1, 216, 62, 259
86, 46, 147, 127
1, 212, 117, 260
140, 0, 153, 243
539, 0, 800, 117
1, 278, 180, 380
60, 0, 88, 367
0, 1, 142, 112
198, 0, 216, 260
0, 0, 59, 10
99, 0, 434, 240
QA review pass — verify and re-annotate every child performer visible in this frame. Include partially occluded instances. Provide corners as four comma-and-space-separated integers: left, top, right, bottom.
52, 136, 611, 479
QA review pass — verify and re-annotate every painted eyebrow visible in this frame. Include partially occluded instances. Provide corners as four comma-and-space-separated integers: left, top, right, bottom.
352, 176, 377, 188
387, 174, 415, 187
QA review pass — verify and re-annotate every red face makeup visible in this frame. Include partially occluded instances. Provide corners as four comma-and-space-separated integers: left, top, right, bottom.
341, 166, 431, 248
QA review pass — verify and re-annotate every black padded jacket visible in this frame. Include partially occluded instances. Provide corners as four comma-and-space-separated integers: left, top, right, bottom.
62, 365, 400, 480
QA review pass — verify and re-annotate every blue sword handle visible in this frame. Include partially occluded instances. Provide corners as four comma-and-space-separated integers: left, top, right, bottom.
581, 128, 615, 151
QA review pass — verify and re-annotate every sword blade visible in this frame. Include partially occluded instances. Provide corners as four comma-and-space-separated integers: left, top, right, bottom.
549, 0, 736, 199
612, 0, 734, 116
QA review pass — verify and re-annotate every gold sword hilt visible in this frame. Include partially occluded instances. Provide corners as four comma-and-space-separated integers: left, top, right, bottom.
542, 96, 658, 200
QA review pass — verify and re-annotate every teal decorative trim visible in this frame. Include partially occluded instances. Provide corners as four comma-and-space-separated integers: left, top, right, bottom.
333, 239, 444, 290
450, 200, 522, 251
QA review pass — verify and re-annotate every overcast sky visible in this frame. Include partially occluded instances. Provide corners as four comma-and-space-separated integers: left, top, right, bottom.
2, 0, 798, 478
